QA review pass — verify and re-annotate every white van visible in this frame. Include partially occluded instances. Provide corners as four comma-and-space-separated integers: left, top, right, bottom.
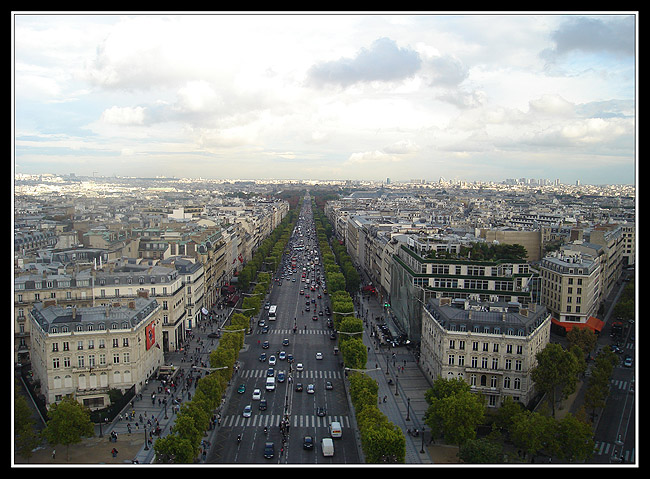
329, 421, 342, 438
321, 437, 334, 457
265, 377, 275, 391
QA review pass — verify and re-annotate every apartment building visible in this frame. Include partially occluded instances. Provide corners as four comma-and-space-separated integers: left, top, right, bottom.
28, 297, 164, 409
390, 243, 538, 344
420, 297, 551, 407
162, 256, 206, 330
539, 249, 603, 334
14, 272, 94, 365
91, 261, 187, 353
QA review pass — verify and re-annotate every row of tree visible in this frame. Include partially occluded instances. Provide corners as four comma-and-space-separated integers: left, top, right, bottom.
153, 202, 301, 462
311, 197, 406, 463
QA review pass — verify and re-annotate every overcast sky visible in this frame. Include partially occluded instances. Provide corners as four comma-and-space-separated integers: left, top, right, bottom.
12, 12, 637, 185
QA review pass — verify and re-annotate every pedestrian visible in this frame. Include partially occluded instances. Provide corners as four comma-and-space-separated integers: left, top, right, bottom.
111, 447, 119, 458
52, 449, 55, 460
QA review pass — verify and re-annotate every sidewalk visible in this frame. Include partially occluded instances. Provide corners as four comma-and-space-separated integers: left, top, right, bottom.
98, 302, 233, 465
356, 290, 436, 464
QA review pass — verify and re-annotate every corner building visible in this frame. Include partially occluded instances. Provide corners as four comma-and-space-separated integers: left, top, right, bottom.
28, 297, 164, 409
420, 297, 551, 408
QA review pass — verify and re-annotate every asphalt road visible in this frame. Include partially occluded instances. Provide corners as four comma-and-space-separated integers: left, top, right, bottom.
207, 196, 360, 465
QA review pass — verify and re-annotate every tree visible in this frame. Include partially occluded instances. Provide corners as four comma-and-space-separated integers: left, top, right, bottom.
41, 397, 95, 461
531, 343, 581, 417
14, 382, 40, 463
459, 437, 504, 463
551, 413, 595, 462
509, 410, 555, 460
154, 433, 196, 463
424, 378, 485, 447
566, 327, 597, 357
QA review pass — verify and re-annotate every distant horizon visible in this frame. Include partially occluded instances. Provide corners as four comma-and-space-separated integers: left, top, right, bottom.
14, 13, 636, 185
13, 170, 636, 188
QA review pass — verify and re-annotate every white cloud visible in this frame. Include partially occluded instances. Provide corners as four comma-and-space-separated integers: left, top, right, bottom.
13, 13, 637, 184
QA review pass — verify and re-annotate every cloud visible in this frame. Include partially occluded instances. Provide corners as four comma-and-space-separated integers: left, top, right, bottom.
307, 37, 421, 88
543, 15, 635, 59
100, 105, 147, 125
423, 54, 469, 87
347, 150, 404, 164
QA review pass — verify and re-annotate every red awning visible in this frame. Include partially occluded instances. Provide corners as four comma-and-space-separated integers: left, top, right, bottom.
551, 316, 604, 333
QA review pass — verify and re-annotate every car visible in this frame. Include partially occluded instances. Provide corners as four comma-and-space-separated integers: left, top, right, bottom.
259, 398, 267, 410
287, 353, 294, 362
303, 436, 314, 450
295, 383, 303, 392
243, 405, 252, 417
237, 384, 246, 394
258, 318, 266, 327
252, 388, 262, 400
312, 315, 318, 321
300, 289, 304, 295
307, 384, 315, 394
207, 332, 220, 339
267, 367, 275, 377
296, 363, 304, 371
259, 352, 267, 362
262, 340, 269, 349
325, 381, 333, 390
279, 351, 286, 360
264, 442, 275, 459
623, 355, 633, 367
269, 355, 276, 365
282, 338, 290, 346
316, 406, 326, 417
277, 371, 285, 382
316, 352, 323, 360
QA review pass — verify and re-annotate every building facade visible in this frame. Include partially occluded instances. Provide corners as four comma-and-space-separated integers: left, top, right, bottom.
390, 243, 538, 344
28, 297, 164, 409
539, 248, 603, 334
420, 297, 551, 407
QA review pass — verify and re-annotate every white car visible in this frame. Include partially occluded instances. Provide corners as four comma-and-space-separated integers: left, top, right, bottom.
316, 352, 323, 360
252, 389, 262, 400
307, 384, 315, 394
269, 355, 276, 365
296, 363, 304, 371
279, 351, 286, 360
243, 405, 252, 417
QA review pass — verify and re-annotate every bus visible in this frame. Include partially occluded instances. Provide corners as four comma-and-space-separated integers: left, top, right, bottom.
268, 305, 277, 320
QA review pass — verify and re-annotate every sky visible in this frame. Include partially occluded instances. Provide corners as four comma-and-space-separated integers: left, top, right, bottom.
12, 12, 637, 185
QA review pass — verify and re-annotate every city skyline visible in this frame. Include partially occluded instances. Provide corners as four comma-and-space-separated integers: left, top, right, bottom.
13, 12, 637, 185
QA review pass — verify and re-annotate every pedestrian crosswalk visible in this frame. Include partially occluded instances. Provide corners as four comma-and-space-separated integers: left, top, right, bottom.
610, 378, 634, 392
593, 441, 635, 463
257, 328, 332, 335
239, 368, 342, 380
221, 413, 350, 429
